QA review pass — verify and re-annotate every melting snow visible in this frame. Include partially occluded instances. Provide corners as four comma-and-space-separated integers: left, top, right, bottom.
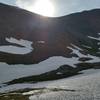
88, 36, 100, 41
67, 44, 100, 63
0, 56, 80, 84
71, 44, 82, 51
97, 42, 100, 45
82, 45, 92, 49
56, 72, 62, 75
88, 33, 100, 55
6, 37, 33, 48
1, 69, 100, 94
37, 41, 45, 44
28, 69, 100, 100
0, 43, 100, 84
0, 46, 33, 54
98, 33, 100, 35
67, 46, 85, 57
0, 37, 33, 54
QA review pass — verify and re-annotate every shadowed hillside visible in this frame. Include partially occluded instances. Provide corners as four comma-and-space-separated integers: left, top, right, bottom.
0, 3, 100, 64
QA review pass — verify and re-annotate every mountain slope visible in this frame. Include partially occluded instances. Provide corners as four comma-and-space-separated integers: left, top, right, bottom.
0, 3, 100, 64
0, 3, 100, 84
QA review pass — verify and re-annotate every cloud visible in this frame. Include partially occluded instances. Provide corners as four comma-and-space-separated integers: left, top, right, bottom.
53, 0, 100, 16
15, 0, 100, 16
16, 0, 36, 11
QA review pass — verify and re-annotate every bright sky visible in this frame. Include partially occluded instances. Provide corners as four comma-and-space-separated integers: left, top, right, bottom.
0, 0, 100, 17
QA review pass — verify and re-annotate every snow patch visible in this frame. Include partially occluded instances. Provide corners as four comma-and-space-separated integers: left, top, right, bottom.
98, 33, 100, 35
0, 46, 33, 54
82, 45, 92, 49
71, 44, 82, 51
23, 90, 41, 95
0, 56, 80, 84
88, 33, 100, 53
6, 37, 33, 48
68, 44, 100, 63
0, 37, 33, 54
56, 72, 62, 75
97, 42, 100, 45
37, 41, 45, 44
88, 36, 100, 41
0, 43, 99, 84
67, 46, 86, 57
1, 69, 100, 93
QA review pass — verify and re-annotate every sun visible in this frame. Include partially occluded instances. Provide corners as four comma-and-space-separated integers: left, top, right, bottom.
32, 0, 55, 17
16, 0, 55, 17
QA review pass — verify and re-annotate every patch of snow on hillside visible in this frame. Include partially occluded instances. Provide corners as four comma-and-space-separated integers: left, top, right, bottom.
67, 44, 100, 63
67, 46, 85, 57
88, 34, 100, 56
97, 42, 100, 45
71, 44, 82, 51
1, 69, 100, 94
0, 46, 33, 54
88, 36, 100, 41
82, 45, 92, 49
98, 33, 100, 35
28, 69, 100, 100
0, 37, 33, 54
0, 56, 80, 84
56, 72, 62, 75
37, 41, 45, 44
6, 37, 33, 48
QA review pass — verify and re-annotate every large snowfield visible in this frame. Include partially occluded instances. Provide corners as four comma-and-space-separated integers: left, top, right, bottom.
0, 35, 100, 99
0, 37, 100, 84
1, 69, 100, 100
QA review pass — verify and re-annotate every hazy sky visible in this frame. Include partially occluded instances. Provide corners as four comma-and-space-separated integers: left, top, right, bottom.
0, 0, 100, 16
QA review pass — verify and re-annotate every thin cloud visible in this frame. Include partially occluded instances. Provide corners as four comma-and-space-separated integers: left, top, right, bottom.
15, 0, 100, 16
16, 0, 35, 9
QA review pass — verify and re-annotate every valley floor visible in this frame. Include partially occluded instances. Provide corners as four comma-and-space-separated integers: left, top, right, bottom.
0, 69, 100, 100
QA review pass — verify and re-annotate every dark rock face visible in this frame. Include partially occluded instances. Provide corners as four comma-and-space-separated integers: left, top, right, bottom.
0, 3, 100, 64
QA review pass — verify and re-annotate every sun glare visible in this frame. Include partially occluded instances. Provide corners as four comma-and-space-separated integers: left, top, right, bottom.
16, 0, 55, 17
32, 0, 55, 17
